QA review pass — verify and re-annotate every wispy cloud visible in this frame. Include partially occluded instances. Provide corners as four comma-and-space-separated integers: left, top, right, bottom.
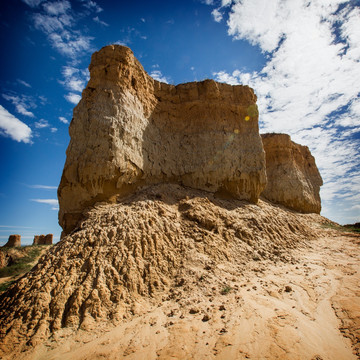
26, 0, 96, 60
42, 0, 71, 16
59, 116, 69, 124
17, 79, 31, 88
31, 198, 59, 210
64, 92, 81, 104
51, 127, 58, 133
0, 225, 32, 228
60, 66, 88, 92
27, 184, 57, 190
2, 93, 35, 117
150, 70, 170, 84
34, 119, 49, 128
93, 16, 109, 27
0, 105, 32, 143
212, 8, 223, 22
21, 0, 45, 7
212, 0, 360, 223
81, 0, 103, 13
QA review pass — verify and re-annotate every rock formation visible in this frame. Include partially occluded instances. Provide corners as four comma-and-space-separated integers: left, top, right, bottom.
0, 183, 324, 354
261, 133, 323, 214
0, 250, 6, 269
33, 234, 53, 245
3, 235, 21, 248
58, 45, 266, 235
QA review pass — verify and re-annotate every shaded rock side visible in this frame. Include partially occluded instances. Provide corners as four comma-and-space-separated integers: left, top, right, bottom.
261, 133, 323, 214
58, 45, 266, 235
3, 235, 21, 248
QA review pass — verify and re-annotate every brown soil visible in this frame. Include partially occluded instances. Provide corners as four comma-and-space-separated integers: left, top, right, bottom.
0, 184, 358, 359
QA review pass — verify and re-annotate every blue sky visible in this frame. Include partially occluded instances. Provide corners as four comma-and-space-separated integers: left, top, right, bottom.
0, 0, 359, 245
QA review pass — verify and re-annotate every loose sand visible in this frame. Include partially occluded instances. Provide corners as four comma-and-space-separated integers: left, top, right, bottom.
13, 229, 359, 360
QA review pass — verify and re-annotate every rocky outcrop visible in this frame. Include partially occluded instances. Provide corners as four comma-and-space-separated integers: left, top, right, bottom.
1, 183, 323, 352
58, 45, 266, 235
3, 235, 21, 248
33, 234, 53, 245
261, 133, 323, 214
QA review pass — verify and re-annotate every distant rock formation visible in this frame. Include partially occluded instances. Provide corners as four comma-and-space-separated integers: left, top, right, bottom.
3, 235, 21, 248
261, 133, 323, 214
58, 45, 267, 235
33, 234, 53, 245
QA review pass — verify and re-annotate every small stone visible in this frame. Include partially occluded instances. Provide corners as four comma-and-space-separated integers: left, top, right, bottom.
189, 308, 199, 314
285, 285, 293, 292
202, 314, 210, 322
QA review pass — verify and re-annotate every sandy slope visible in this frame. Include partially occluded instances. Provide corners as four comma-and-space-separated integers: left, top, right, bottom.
19, 229, 359, 360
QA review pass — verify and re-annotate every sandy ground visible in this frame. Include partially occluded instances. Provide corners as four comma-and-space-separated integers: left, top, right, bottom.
16, 229, 359, 360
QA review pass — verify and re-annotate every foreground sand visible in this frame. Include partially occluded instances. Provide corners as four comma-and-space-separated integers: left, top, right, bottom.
18, 229, 359, 360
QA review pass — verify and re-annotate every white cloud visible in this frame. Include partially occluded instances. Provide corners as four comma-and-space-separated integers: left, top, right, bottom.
22, 0, 45, 7
93, 16, 109, 27
81, 0, 103, 13
31, 198, 59, 210
43, 0, 71, 16
141, 18, 145, 23
64, 93, 81, 104
0, 105, 32, 143
48, 32, 93, 58
150, 70, 170, 84
17, 79, 31, 88
2, 94, 35, 117
212, 0, 360, 222
30, 0, 94, 60
60, 66, 88, 92
114, 40, 128, 46
59, 116, 69, 124
221, 0, 232, 7
27, 184, 57, 190
51, 127, 58, 132
34, 119, 49, 128
212, 8, 223, 22
33, 13, 66, 33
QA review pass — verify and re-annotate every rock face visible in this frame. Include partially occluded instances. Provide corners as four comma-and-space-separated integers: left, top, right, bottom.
261, 133, 323, 214
33, 234, 53, 245
3, 235, 21, 248
58, 45, 266, 235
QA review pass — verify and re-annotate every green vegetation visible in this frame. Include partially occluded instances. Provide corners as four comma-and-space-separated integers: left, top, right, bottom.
321, 223, 360, 234
220, 286, 232, 295
0, 245, 47, 292
0, 280, 14, 293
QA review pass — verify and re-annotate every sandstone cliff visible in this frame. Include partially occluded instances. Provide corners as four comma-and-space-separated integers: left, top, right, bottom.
58, 45, 266, 235
261, 133, 323, 214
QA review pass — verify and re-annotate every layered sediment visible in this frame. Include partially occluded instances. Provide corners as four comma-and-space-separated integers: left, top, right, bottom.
58, 45, 266, 235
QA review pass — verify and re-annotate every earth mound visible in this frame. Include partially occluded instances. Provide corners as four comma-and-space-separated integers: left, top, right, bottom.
0, 184, 324, 356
